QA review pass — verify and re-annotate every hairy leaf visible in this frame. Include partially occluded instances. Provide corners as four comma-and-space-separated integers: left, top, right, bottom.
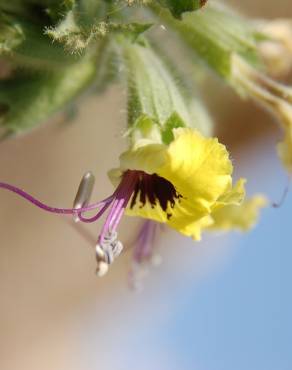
118, 39, 213, 142
0, 57, 96, 134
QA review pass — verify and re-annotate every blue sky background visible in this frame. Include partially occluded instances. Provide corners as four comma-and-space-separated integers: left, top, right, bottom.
168, 206, 292, 370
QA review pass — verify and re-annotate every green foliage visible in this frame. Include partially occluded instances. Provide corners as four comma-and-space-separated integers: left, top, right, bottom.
121, 39, 191, 128
0, 57, 96, 134
118, 39, 212, 143
46, 18, 152, 54
156, 3, 261, 79
0, 13, 25, 54
1, 15, 78, 69
0, 0, 266, 137
157, 0, 206, 19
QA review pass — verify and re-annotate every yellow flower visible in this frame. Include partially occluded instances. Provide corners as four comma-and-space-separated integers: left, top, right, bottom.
109, 127, 246, 240
0, 127, 265, 278
208, 195, 268, 232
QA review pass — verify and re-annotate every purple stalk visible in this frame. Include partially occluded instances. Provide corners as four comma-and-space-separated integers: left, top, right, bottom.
98, 171, 137, 243
133, 220, 158, 263
0, 182, 112, 215
77, 201, 112, 223
1, 170, 140, 259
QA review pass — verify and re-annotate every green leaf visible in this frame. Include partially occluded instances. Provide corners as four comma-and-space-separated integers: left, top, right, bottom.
46, 15, 152, 54
0, 13, 25, 55
0, 57, 96, 134
157, 0, 207, 19
156, 3, 261, 79
118, 38, 213, 143
0, 12, 79, 69
121, 39, 191, 127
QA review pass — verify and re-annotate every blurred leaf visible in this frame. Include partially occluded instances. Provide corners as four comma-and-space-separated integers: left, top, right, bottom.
46, 13, 152, 54
93, 40, 119, 93
157, 0, 206, 19
0, 13, 25, 55
0, 57, 96, 134
0, 12, 80, 70
157, 3, 261, 79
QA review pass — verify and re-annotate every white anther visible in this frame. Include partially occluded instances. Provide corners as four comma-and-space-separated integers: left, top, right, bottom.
103, 247, 114, 264
102, 230, 124, 258
95, 244, 106, 261
112, 240, 123, 258
95, 244, 110, 277
96, 261, 109, 277
95, 231, 124, 277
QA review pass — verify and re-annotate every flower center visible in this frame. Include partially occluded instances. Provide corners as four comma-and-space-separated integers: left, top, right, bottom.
129, 171, 182, 219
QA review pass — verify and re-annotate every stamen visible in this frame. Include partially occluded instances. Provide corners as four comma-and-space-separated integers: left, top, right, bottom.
77, 201, 113, 223
95, 230, 124, 277
128, 220, 162, 290
0, 171, 138, 277
133, 220, 157, 263
98, 170, 137, 244
73, 171, 95, 222
1, 169, 179, 277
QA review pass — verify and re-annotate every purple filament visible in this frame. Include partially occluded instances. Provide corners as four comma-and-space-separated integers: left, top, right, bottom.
77, 202, 112, 223
133, 220, 158, 264
1, 171, 168, 253
0, 182, 112, 216
0, 170, 139, 246
98, 171, 137, 243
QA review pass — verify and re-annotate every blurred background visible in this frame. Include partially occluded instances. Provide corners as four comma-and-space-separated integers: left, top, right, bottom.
0, 1, 292, 370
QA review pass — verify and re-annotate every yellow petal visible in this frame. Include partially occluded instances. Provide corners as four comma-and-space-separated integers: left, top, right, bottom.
212, 178, 246, 214
208, 195, 267, 232
160, 128, 234, 211
115, 128, 244, 239
119, 143, 167, 174
179, 215, 214, 241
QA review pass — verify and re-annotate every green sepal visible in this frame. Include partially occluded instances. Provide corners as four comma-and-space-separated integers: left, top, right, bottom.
161, 112, 186, 144
126, 114, 163, 143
